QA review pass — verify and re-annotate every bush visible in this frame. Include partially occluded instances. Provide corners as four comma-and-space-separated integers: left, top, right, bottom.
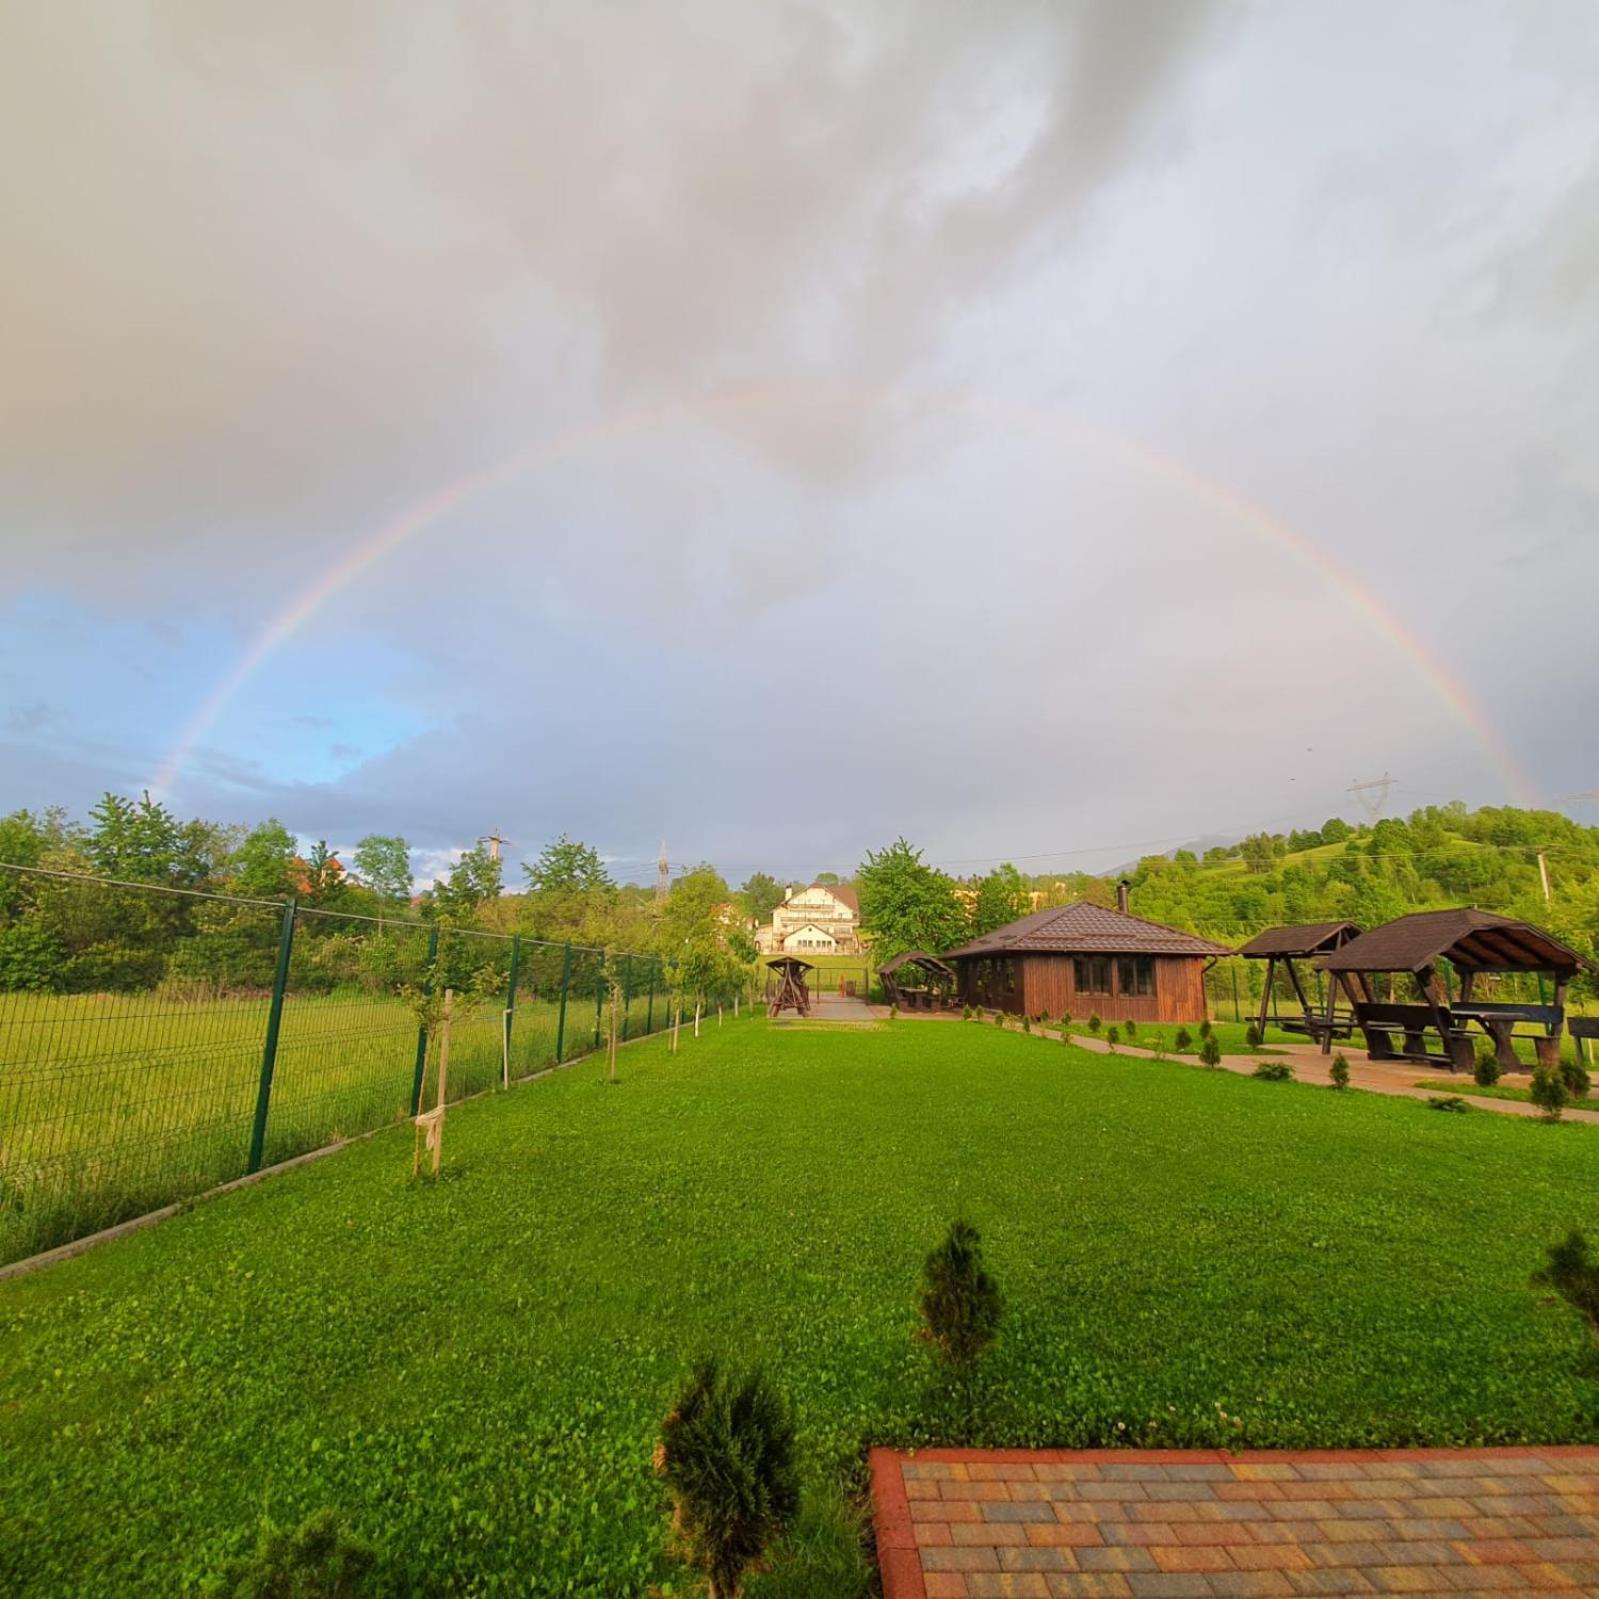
59, 943, 166, 993
1198, 1019, 1213, 1040
655, 1358, 800, 1599
1244, 1023, 1262, 1051
1252, 1061, 1292, 1082
0, 921, 63, 992
1087, 1012, 1101, 1034
1531, 1066, 1569, 1121
1040, 1010, 1051, 1026
1105, 1025, 1119, 1051
916, 1220, 1003, 1423
1060, 1012, 1072, 1028
1198, 1034, 1222, 1069
1473, 1045, 1500, 1088
1531, 1231, 1599, 1341
1021, 1015, 1031, 1033
1428, 1095, 1470, 1113
211, 1508, 386, 1598
1174, 1027, 1193, 1053
993, 1009, 1004, 1026
888, 1004, 898, 1020
1124, 1019, 1137, 1041
1330, 1053, 1350, 1090
1559, 1058, 1590, 1101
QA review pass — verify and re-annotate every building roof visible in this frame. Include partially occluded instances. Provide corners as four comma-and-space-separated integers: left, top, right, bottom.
1235, 921, 1362, 959
781, 922, 836, 943
878, 950, 956, 978
944, 901, 1231, 960
1318, 908, 1591, 975
786, 881, 858, 914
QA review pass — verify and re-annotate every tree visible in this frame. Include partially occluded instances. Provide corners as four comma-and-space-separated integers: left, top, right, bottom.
87, 791, 188, 883
1532, 1231, 1599, 1341
1240, 834, 1277, 875
740, 872, 784, 925
1531, 1065, 1568, 1121
524, 834, 614, 897
352, 835, 413, 909
813, 870, 840, 885
856, 839, 964, 963
230, 820, 296, 899
916, 1219, 1004, 1425
1321, 817, 1350, 843
301, 840, 346, 907
969, 863, 1029, 939
424, 844, 502, 925
655, 1359, 799, 1599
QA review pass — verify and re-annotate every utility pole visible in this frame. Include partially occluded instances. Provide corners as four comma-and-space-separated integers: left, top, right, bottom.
479, 831, 509, 863
656, 841, 670, 904
1347, 773, 1396, 821
1537, 851, 1552, 905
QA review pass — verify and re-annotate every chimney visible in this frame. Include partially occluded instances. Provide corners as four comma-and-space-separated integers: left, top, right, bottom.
1116, 879, 1131, 914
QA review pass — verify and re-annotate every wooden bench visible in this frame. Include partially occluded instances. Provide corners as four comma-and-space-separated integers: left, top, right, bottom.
1354, 1002, 1474, 1070
1452, 1002, 1564, 1071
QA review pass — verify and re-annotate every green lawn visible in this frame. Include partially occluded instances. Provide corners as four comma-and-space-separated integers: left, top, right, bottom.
1058, 1017, 1294, 1056
3, 1017, 1598, 1596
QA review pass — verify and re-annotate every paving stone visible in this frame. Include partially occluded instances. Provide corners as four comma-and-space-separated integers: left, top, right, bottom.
999, 1546, 1077, 1573
925, 1576, 970, 1598
1202, 1574, 1297, 1598
1045, 1575, 1135, 1598
966, 1574, 1051, 1597
1123, 1574, 1215, 1598
1149, 1544, 1233, 1573
955, 1521, 1029, 1546
986, 1502, 1060, 1524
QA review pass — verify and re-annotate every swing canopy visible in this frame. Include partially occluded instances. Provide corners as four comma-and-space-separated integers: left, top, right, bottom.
1235, 921, 1361, 960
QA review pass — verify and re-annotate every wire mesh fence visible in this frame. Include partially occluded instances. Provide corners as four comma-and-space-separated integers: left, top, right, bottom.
0, 865, 682, 1267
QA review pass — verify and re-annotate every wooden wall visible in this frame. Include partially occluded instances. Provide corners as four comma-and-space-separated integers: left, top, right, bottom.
957, 954, 1210, 1023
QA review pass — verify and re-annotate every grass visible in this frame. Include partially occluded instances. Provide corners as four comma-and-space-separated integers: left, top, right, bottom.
1060, 1018, 1293, 1056
3, 1017, 1599, 1596
0, 984, 663, 1265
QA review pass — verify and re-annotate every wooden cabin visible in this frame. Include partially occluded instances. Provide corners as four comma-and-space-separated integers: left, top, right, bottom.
944, 889, 1229, 1023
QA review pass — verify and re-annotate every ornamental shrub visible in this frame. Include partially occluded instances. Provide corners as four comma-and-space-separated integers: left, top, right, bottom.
655, 1359, 800, 1599
1198, 1019, 1213, 1040
0, 922, 63, 993
1244, 1023, 1263, 1051
1174, 1027, 1193, 1053
1060, 1012, 1072, 1028
212, 1509, 386, 1598
1252, 1061, 1292, 1081
1560, 1058, 1591, 1100
1106, 1025, 1120, 1050
1198, 1034, 1222, 1069
1531, 1066, 1569, 1121
1532, 1231, 1599, 1342
1087, 1012, 1101, 1034
916, 1219, 1003, 1428
993, 1009, 1004, 1026
1330, 1053, 1350, 1090
1473, 1045, 1500, 1088
1124, 1019, 1137, 1041
1021, 1015, 1031, 1033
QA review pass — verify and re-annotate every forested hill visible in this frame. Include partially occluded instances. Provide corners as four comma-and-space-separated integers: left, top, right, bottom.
1023, 805, 1599, 964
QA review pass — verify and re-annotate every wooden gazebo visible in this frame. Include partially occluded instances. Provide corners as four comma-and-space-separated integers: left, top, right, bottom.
1317, 908, 1591, 1072
766, 956, 813, 1018
878, 951, 957, 1011
1235, 922, 1361, 1053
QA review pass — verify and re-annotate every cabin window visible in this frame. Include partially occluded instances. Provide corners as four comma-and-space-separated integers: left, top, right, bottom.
1117, 956, 1155, 996
1073, 956, 1111, 994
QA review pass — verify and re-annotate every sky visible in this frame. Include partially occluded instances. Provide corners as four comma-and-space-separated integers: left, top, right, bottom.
3, 1, 1597, 888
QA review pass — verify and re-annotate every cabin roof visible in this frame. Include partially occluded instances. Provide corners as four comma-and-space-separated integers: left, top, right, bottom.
878, 950, 956, 978
944, 901, 1231, 960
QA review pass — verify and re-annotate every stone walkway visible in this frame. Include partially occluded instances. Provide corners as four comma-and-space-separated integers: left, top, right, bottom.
872, 1446, 1599, 1597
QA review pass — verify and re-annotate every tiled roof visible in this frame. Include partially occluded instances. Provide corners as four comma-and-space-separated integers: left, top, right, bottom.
1319, 908, 1591, 974
1235, 921, 1361, 958
944, 901, 1230, 960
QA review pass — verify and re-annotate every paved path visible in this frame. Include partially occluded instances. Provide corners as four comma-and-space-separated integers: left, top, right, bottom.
1004, 1024, 1599, 1127
872, 1446, 1599, 1597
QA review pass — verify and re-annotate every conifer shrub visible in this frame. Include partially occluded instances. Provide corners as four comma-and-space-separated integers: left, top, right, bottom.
1106, 1025, 1119, 1051
1039, 1010, 1051, 1026
1244, 1023, 1263, 1051
1330, 1052, 1350, 1090
1087, 1012, 1101, 1034
1198, 1019, 1213, 1040
1060, 1012, 1072, 1028
993, 1009, 1004, 1026
1560, 1058, 1591, 1100
1531, 1066, 1569, 1121
212, 1509, 386, 1598
1532, 1231, 1599, 1343
1473, 1045, 1500, 1088
1198, 1034, 1222, 1069
655, 1359, 800, 1599
1021, 1015, 1031, 1033
1252, 1060, 1291, 1081
1174, 1027, 1193, 1053
1124, 1019, 1137, 1041
916, 1220, 1003, 1427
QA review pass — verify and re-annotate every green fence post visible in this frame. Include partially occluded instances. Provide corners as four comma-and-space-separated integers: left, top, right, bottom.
1231, 963, 1241, 1022
621, 954, 633, 1041
409, 924, 441, 1115
554, 942, 573, 1063
248, 896, 297, 1174
646, 960, 656, 1034
504, 933, 521, 1086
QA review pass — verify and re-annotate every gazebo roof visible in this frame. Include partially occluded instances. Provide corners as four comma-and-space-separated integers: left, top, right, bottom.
1318, 908, 1590, 975
878, 950, 956, 978
944, 901, 1230, 961
1235, 921, 1362, 959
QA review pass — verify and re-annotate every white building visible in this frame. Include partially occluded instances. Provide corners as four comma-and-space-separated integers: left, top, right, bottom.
756, 882, 861, 953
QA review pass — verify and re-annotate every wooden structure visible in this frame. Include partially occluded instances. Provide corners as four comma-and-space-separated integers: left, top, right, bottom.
879, 951, 957, 1011
944, 896, 1229, 1024
1236, 922, 1361, 1053
765, 956, 813, 1018
1318, 908, 1591, 1072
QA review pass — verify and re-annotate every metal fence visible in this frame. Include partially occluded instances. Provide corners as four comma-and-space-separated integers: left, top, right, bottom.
0, 864, 691, 1267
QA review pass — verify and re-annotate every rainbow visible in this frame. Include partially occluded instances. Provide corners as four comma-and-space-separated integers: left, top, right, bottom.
149, 379, 1539, 807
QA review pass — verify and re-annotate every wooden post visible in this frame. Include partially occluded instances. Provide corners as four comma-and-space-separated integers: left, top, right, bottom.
414, 988, 454, 1178
693, 998, 702, 1038
1256, 956, 1274, 1039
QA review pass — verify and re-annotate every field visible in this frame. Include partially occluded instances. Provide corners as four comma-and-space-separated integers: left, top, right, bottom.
3, 1016, 1598, 1596
0, 982, 666, 1265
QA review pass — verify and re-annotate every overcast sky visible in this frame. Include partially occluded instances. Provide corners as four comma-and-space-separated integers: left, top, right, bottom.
3, 1, 1597, 885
